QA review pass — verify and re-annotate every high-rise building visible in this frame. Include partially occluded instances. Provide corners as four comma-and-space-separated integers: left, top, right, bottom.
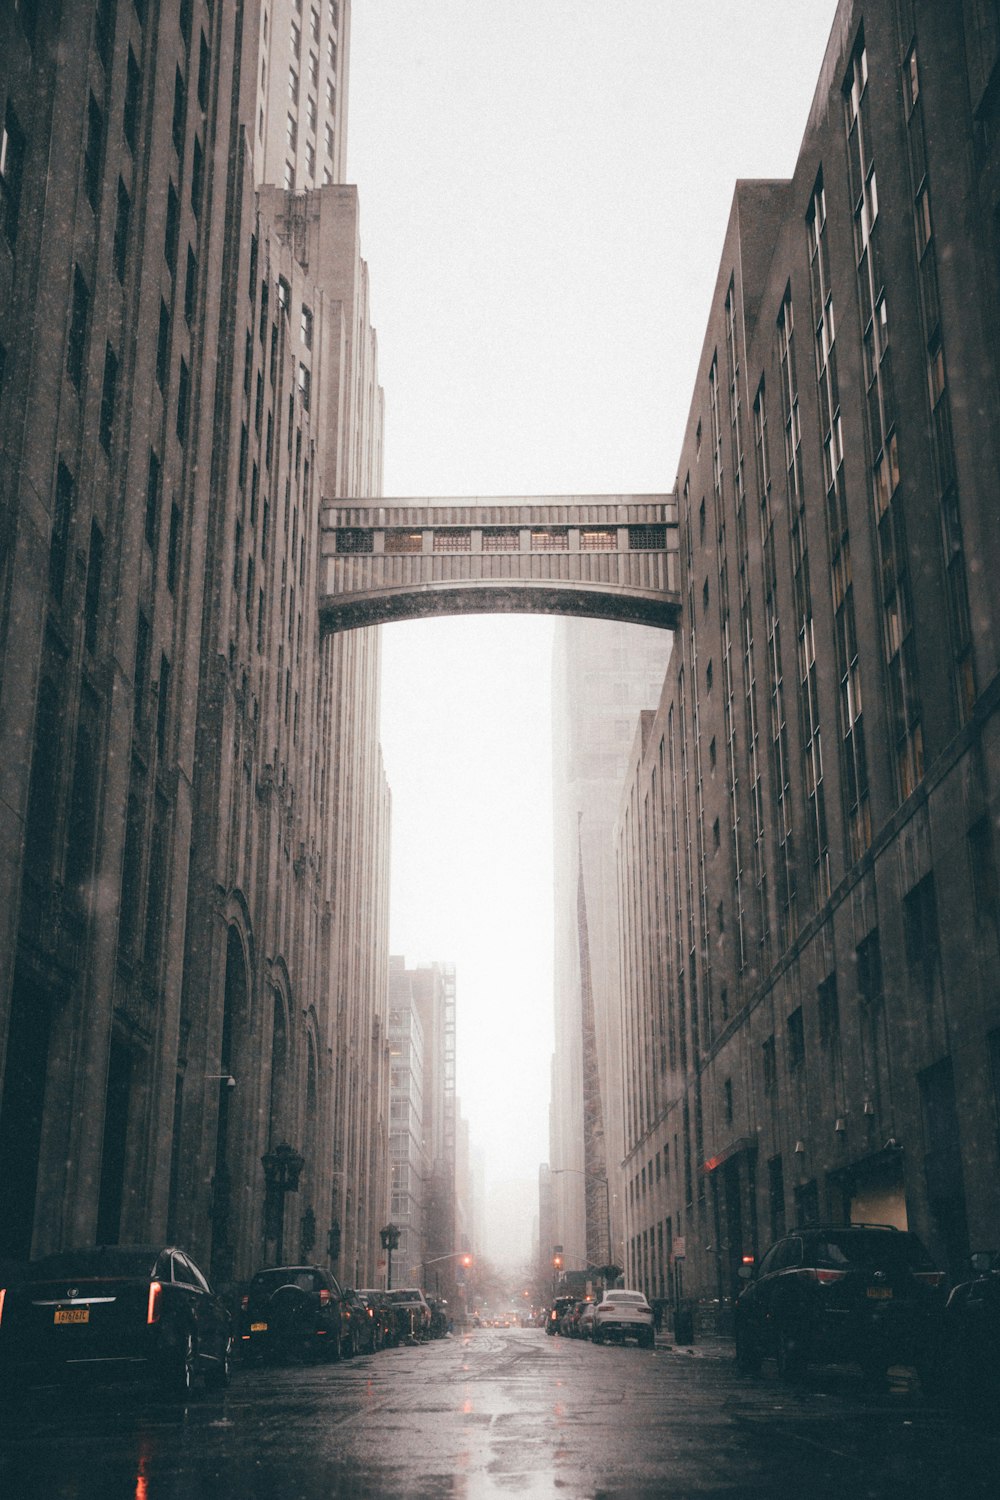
617, 0, 1000, 1319
0, 0, 390, 1285
254, 0, 351, 190
549, 620, 671, 1275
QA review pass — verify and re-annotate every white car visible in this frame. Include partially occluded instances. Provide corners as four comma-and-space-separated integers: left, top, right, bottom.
592, 1289, 655, 1347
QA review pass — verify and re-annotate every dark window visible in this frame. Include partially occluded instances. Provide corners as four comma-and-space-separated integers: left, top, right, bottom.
84, 94, 104, 210
179, 0, 192, 45
167, 503, 181, 593
118, 788, 144, 956
156, 299, 170, 389
818, 974, 839, 1045
904, 872, 939, 1004
65, 726, 97, 897
114, 177, 130, 282
336, 528, 374, 554
94, 0, 114, 68
176, 357, 190, 442
190, 135, 204, 218
0, 102, 27, 243
706, 659, 713, 693
197, 31, 210, 111
787, 1007, 804, 1070
124, 48, 141, 153
165, 181, 179, 274
184, 245, 197, 325
49, 461, 74, 601
856, 929, 883, 1007
628, 524, 666, 550
723, 1077, 733, 1125
67, 265, 90, 390
99, 343, 118, 451
248, 232, 258, 303
172, 66, 186, 157
238, 422, 248, 490
156, 653, 170, 757
762, 1034, 776, 1092
84, 521, 103, 654
794, 1180, 819, 1227
969, 816, 999, 936
133, 611, 150, 728
145, 448, 160, 548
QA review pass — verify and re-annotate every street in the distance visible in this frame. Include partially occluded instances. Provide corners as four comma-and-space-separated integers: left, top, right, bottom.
1, 1327, 997, 1500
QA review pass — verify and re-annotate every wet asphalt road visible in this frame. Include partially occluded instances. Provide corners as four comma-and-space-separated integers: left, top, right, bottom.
1, 1326, 997, 1499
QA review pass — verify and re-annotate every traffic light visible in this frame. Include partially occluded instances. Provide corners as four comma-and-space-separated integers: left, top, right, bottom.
552, 1252, 563, 1271
461, 1253, 473, 1269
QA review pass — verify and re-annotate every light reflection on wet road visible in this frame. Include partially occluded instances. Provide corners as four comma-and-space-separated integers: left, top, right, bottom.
1, 1327, 997, 1498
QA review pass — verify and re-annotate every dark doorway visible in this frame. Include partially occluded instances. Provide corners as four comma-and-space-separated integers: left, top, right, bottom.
0, 974, 53, 1259
96, 1037, 133, 1244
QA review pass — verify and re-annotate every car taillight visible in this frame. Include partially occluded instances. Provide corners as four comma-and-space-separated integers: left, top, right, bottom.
0, 1287, 6, 1327
809, 1269, 847, 1285
147, 1281, 163, 1325
913, 1271, 945, 1288
597, 1303, 612, 1312
549, 1310, 556, 1321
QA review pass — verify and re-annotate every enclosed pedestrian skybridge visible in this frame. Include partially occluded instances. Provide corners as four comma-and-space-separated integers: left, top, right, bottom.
319, 496, 680, 632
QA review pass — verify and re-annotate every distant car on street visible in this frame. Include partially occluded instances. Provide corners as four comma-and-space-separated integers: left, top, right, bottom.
0, 1244, 233, 1397
592, 1289, 655, 1348
547, 1294, 576, 1336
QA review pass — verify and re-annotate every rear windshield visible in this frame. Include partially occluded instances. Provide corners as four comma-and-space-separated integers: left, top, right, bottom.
607, 1291, 647, 1303
387, 1288, 424, 1302
250, 1268, 323, 1294
26, 1248, 160, 1280
813, 1232, 935, 1270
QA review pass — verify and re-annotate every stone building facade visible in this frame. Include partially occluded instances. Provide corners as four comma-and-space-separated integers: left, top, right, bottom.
0, 0, 390, 1288
617, 0, 1000, 1317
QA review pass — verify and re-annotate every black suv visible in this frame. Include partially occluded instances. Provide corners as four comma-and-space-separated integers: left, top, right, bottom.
240, 1265, 348, 1362
734, 1224, 944, 1381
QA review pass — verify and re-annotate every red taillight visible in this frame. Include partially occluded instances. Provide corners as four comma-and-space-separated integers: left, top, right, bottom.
0, 1287, 6, 1326
810, 1269, 847, 1285
913, 1271, 945, 1288
549, 1310, 556, 1321
597, 1303, 612, 1312
147, 1281, 163, 1325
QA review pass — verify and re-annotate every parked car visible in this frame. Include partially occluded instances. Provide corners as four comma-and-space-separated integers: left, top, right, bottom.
386, 1287, 432, 1340
592, 1289, 655, 1347
577, 1303, 597, 1339
733, 1223, 945, 1382
546, 1294, 576, 1335
929, 1250, 1000, 1404
341, 1288, 378, 1354
358, 1289, 397, 1348
562, 1299, 590, 1337
0, 1244, 232, 1397
241, 1264, 347, 1362
426, 1296, 449, 1338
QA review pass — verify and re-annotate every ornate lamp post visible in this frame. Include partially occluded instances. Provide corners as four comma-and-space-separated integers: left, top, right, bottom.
379, 1222, 401, 1289
261, 1142, 304, 1264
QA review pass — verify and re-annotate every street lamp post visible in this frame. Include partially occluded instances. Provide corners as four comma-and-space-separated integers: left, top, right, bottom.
550, 1167, 615, 1284
261, 1142, 305, 1265
379, 1223, 401, 1289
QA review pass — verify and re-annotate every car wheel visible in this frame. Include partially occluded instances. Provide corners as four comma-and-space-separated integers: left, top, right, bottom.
639, 1329, 654, 1349
734, 1321, 762, 1376
206, 1335, 233, 1391
164, 1330, 197, 1397
776, 1320, 807, 1382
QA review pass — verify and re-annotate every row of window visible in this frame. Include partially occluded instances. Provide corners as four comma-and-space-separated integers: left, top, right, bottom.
334, 524, 670, 555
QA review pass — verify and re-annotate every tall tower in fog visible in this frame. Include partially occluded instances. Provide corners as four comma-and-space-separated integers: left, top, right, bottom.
255, 0, 351, 189
550, 620, 671, 1274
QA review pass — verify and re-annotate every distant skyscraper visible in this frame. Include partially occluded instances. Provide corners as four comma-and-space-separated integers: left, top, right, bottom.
254, 0, 351, 189
549, 620, 671, 1274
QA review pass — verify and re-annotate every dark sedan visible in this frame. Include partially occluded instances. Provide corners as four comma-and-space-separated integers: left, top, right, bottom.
240, 1264, 347, 1362
734, 1223, 944, 1381
0, 1244, 232, 1397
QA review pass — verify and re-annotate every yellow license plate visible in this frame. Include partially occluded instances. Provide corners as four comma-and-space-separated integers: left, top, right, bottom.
250, 1321, 268, 1332
54, 1307, 90, 1324
866, 1288, 892, 1299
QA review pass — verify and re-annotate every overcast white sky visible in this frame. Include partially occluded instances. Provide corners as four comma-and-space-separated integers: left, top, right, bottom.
346, 1, 839, 1266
